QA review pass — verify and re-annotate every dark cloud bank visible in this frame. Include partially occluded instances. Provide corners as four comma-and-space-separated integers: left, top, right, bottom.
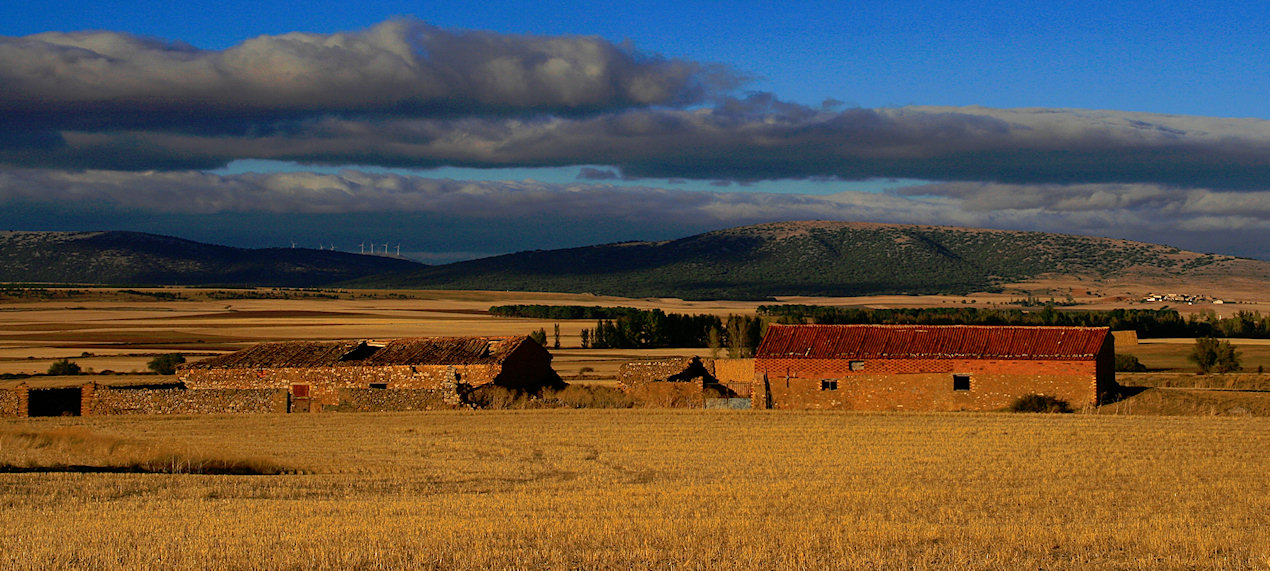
3, 19, 1270, 259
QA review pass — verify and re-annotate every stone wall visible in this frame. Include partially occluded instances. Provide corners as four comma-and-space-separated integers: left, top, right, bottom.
85, 385, 287, 415
335, 388, 458, 412
0, 385, 27, 417
616, 357, 715, 391
181, 364, 497, 406
754, 357, 1103, 411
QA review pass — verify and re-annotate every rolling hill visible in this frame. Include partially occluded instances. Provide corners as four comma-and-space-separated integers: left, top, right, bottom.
6, 223, 1269, 298
0, 231, 423, 287
348, 221, 1270, 299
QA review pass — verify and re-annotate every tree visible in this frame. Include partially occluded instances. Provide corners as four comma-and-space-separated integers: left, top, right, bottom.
47, 359, 80, 376
1188, 337, 1241, 373
579, 329, 590, 349
147, 353, 186, 375
528, 328, 548, 346
552, 323, 561, 349
1114, 353, 1147, 372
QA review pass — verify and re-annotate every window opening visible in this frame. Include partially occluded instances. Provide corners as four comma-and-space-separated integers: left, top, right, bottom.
820, 380, 838, 391
953, 374, 971, 391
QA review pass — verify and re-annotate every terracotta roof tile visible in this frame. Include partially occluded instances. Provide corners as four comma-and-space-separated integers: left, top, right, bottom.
183, 336, 529, 369
757, 324, 1109, 360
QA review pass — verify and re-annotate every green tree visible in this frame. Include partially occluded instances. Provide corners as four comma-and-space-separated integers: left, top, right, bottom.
552, 323, 561, 349
47, 359, 81, 376
528, 328, 548, 346
1188, 337, 1241, 373
147, 353, 186, 375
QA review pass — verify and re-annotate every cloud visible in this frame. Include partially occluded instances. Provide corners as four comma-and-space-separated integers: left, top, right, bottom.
7, 94, 1270, 190
4, 168, 1270, 258
0, 18, 735, 133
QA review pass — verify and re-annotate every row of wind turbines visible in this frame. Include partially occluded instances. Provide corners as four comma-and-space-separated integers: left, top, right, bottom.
290, 241, 402, 256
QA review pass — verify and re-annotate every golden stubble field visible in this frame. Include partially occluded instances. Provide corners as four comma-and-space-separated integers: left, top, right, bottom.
2, 410, 1268, 569
4, 286, 1270, 382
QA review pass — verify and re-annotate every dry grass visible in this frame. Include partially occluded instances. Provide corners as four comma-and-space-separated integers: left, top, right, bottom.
0, 426, 292, 474
1, 410, 1267, 569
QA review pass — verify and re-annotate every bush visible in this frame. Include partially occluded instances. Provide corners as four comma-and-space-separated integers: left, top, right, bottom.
528, 328, 548, 346
1007, 394, 1073, 413
46, 359, 81, 376
1188, 337, 1241, 373
1114, 353, 1147, 372
147, 353, 186, 375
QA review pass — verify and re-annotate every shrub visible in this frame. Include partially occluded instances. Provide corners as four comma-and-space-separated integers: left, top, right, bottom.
1114, 353, 1147, 372
1008, 394, 1073, 413
147, 353, 186, 375
46, 359, 81, 376
1188, 338, 1241, 373
528, 328, 548, 346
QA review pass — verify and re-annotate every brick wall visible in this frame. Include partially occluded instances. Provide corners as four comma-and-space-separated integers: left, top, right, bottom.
84, 385, 287, 415
335, 388, 458, 412
754, 356, 1104, 411
0, 385, 28, 417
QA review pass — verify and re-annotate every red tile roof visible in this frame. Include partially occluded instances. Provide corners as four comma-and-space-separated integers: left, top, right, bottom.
183, 336, 531, 369
757, 324, 1110, 361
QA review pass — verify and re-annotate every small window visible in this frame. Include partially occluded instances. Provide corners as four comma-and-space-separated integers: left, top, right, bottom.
952, 375, 971, 391
820, 380, 838, 391
849, 360, 865, 371
369, 383, 388, 389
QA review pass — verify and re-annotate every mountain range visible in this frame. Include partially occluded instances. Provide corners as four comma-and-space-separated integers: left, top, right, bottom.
5, 222, 1269, 299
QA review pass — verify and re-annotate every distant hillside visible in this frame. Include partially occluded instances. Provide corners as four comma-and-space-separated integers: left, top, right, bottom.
0, 231, 423, 287
348, 221, 1270, 299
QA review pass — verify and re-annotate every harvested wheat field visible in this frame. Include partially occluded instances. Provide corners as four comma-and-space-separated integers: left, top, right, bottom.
2, 410, 1268, 569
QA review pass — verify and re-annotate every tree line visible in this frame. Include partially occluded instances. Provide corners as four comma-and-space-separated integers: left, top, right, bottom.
757, 305, 1270, 339
495, 305, 766, 355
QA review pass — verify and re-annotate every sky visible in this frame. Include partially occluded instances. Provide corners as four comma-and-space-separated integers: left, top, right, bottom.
3, 1, 1270, 263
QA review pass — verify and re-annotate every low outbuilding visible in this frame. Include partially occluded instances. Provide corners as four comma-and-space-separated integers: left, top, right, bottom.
179, 336, 561, 411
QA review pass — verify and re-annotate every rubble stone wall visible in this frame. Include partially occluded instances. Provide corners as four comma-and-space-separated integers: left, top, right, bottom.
85, 385, 287, 415
0, 385, 28, 417
335, 388, 457, 412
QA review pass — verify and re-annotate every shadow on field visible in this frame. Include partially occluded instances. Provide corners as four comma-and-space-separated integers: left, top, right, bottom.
0, 427, 294, 475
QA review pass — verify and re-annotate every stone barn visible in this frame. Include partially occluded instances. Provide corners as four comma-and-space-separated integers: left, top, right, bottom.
753, 324, 1114, 411
179, 336, 561, 411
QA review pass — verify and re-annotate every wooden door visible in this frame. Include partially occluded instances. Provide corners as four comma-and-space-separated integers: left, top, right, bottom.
289, 384, 311, 413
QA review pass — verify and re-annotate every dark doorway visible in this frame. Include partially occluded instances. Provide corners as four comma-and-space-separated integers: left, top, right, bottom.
28, 387, 82, 416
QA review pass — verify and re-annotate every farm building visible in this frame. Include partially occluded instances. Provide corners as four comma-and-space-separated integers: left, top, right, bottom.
753, 324, 1114, 411
616, 357, 755, 408
179, 336, 561, 411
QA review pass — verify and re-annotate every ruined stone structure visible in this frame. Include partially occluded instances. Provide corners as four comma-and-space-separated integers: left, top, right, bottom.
617, 357, 755, 408
179, 336, 560, 410
753, 324, 1114, 411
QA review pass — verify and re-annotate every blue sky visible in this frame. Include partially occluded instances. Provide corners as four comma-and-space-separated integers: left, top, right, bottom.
3, 1, 1270, 262
7, 0, 1267, 117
